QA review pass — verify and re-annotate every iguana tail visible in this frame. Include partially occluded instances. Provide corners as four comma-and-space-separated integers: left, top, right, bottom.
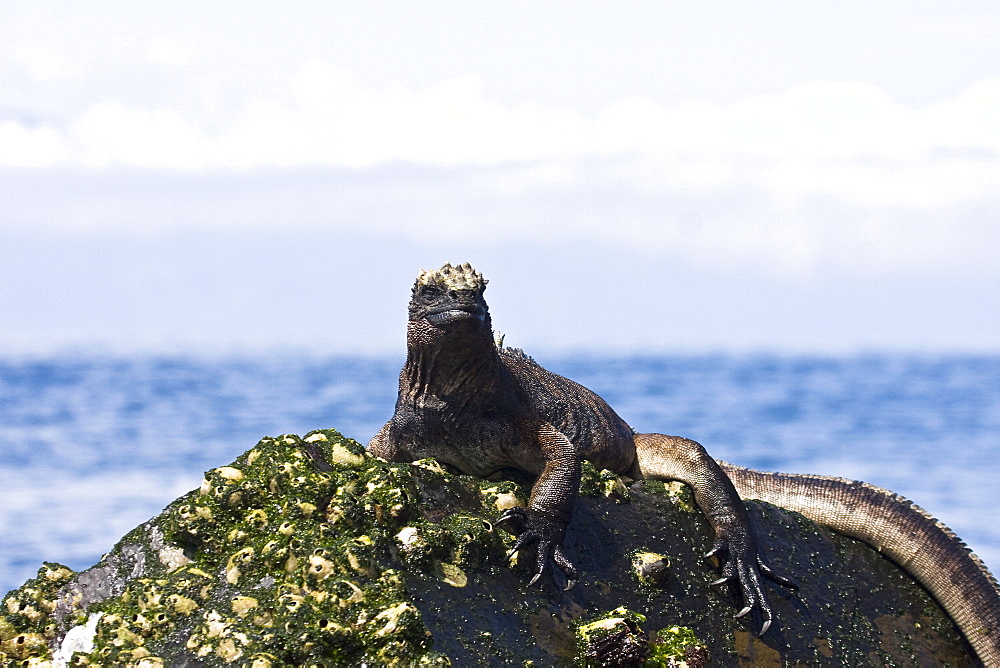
720, 463, 1000, 666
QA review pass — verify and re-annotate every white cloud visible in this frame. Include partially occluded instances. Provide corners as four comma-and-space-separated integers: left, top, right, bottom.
892, 12, 1000, 43
2, 59, 999, 278
923, 79, 1000, 148
145, 38, 193, 68
3, 64, 998, 179
70, 102, 208, 169
597, 80, 1000, 162
0, 122, 69, 167
10, 44, 82, 83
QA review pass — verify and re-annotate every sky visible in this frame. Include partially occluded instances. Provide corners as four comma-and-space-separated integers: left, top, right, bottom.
2, 1, 999, 354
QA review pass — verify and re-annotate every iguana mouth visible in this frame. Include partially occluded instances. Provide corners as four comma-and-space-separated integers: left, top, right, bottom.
424, 305, 486, 325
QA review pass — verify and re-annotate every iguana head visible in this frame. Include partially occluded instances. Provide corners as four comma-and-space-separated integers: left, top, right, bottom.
408, 262, 490, 331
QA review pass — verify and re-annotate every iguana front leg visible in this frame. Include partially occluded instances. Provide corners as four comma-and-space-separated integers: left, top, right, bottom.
498, 422, 582, 590
634, 433, 796, 635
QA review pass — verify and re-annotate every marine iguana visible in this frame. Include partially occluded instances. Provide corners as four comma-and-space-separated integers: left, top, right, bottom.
368, 262, 1000, 663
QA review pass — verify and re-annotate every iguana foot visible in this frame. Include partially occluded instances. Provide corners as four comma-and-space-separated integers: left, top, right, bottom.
497, 507, 578, 591
706, 539, 797, 636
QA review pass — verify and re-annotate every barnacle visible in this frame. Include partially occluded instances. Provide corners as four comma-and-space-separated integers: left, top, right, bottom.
225, 547, 256, 585
308, 555, 337, 581
331, 580, 365, 607
248, 652, 278, 668
231, 597, 258, 619
41, 564, 74, 583
245, 508, 268, 527
396, 526, 424, 552
371, 602, 420, 638
1, 632, 48, 660
216, 467, 244, 482
168, 594, 198, 616
435, 562, 468, 588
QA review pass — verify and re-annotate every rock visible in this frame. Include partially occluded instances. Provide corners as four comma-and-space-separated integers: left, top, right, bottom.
0, 429, 977, 666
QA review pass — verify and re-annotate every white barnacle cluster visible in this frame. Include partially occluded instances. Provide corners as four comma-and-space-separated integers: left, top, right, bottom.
415, 262, 487, 291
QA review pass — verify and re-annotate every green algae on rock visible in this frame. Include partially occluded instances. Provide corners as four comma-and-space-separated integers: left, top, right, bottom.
575, 606, 709, 668
1, 430, 453, 666
0, 427, 982, 666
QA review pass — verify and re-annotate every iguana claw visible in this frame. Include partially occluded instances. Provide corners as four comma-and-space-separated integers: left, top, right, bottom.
497, 507, 576, 590
706, 534, 796, 637
496, 507, 528, 535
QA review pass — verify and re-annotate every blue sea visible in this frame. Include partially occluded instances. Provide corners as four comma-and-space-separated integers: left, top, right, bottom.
2, 353, 998, 596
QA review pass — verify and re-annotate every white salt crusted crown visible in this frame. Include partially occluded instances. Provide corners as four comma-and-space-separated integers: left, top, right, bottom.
415, 262, 488, 291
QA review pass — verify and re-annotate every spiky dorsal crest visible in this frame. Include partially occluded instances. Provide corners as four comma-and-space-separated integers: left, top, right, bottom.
415, 262, 488, 292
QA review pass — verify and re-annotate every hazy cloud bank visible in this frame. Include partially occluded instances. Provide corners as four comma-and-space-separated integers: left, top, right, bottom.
4, 65, 999, 190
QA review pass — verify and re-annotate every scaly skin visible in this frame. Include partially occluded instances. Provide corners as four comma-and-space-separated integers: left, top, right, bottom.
368, 263, 1000, 663
368, 263, 793, 635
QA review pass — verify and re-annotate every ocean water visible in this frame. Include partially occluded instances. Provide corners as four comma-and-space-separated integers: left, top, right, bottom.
1, 353, 998, 596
